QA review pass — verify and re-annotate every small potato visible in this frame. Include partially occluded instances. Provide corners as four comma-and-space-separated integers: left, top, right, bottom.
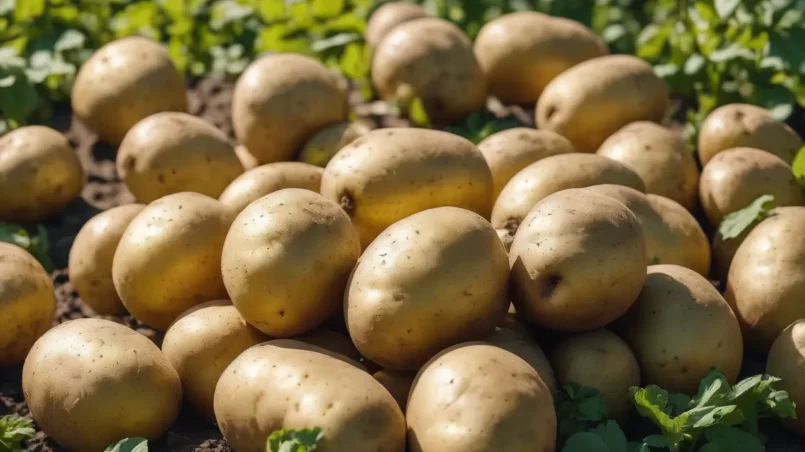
0, 243, 55, 367
478, 127, 575, 198
550, 329, 640, 421
233, 54, 349, 164
365, 2, 428, 49
0, 126, 84, 222
509, 189, 647, 332
766, 320, 805, 436
373, 370, 417, 412
72, 36, 187, 146
474, 12, 608, 105
234, 144, 259, 170
483, 327, 557, 392
407, 343, 556, 452
699, 147, 804, 225
617, 265, 743, 395
161, 300, 267, 423
698, 103, 803, 166
23, 319, 182, 452
372, 18, 487, 123
294, 328, 364, 365
536, 55, 669, 153
69, 204, 146, 315
214, 340, 406, 452
298, 122, 372, 168
321, 128, 494, 248
346, 207, 510, 371
117, 112, 243, 203
113, 192, 234, 330
597, 121, 699, 210
222, 189, 360, 337
218, 162, 323, 214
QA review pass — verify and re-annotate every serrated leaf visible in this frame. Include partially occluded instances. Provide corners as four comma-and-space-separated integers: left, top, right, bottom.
104, 437, 148, 452
593, 421, 628, 452
692, 369, 732, 409
0, 414, 35, 451
718, 195, 776, 240
689, 405, 741, 429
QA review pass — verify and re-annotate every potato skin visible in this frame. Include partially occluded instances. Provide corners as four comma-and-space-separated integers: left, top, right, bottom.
407, 343, 556, 452
232, 53, 348, 164
0, 243, 55, 367
766, 320, 805, 436
474, 12, 608, 105
69, 204, 146, 315
699, 147, 804, 225
365, 2, 428, 49
321, 128, 494, 248
214, 340, 406, 452
161, 300, 267, 423
113, 192, 234, 330
483, 327, 557, 392
346, 207, 510, 371
536, 55, 669, 153
298, 122, 372, 168
509, 189, 647, 332
23, 319, 182, 452
219, 162, 323, 214
0, 126, 84, 222
72, 36, 187, 146
698, 103, 803, 166
618, 265, 743, 395
372, 370, 417, 412
234, 144, 260, 170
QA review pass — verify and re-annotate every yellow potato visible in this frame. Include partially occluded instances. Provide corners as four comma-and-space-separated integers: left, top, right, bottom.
372, 369, 417, 412
234, 144, 260, 170
218, 162, 323, 214
298, 122, 372, 168
365, 2, 428, 49
483, 327, 557, 392
766, 320, 805, 436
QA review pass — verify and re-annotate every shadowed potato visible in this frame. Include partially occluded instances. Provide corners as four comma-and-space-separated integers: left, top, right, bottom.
766, 320, 805, 437
218, 162, 323, 214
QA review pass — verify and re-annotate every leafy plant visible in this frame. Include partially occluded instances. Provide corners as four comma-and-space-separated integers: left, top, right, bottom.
717, 194, 776, 240
554, 383, 610, 437
794, 145, 805, 189
0, 222, 53, 271
267, 427, 323, 452
0, 415, 35, 452
104, 437, 149, 452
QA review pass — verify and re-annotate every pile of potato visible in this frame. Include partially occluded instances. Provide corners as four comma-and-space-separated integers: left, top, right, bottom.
2, 3, 805, 452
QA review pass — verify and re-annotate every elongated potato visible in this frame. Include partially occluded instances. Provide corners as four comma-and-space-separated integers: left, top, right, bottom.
766, 320, 805, 436
366, 2, 428, 49
483, 327, 557, 392
536, 55, 669, 153
298, 122, 372, 168
218, 162, 323, 214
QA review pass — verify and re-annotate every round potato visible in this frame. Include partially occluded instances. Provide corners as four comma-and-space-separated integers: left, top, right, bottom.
23, 319, 182, 452
407, 343, 556, 452
483, 327, 557, 392
218, 162, 323, 214
618, 265, 743, 395
113, 192, 234, 330
509, 189, 647, 332
72, 36, 187, 146
373, 370, 417, 412
597, 121, 699, 210
536, 54, 669, 153
372, 18, 487, 124
725, 207, 805, 352
478, 127, 576, 198
321, 128, 494, 248
474, 12, 608, 105
365, 2, 428, 49
550, 329, 640, 421
294, 328, 364, 365
223, 189, 360, 337
162, 300, 267, 423
233, 53, 348, 164
298, 122, 372, 168
69, 204, 146, 315
0, 243, 55, 367
346, 207, 510, 371
699, 147, 804, 225
0, 126, 84, 222
766, 320, 805, 436
234, 144, 259, 170
214, 340, 406, 451
698, 103, 803, 166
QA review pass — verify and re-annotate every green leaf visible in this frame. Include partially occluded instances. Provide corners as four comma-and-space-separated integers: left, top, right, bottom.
630, 386, 688, 450
0, 0, 15, 16
717, 195, 776, 240
715, 0, 740, 19
703, 425, 764, 452
563, 432, 612, 452
684, 54, 706, 75
593, 421, 628, 452
104, 437, 149, 452
0, 415, 35, 452
267, 428, 323, 452
708, 44, 755, 62
312, 0, 344, 18
555, 383, 610, 436
692, 369, 732, 409
408, 96, 431, 128
54, 29, 86, 52
0, 223, 53, 271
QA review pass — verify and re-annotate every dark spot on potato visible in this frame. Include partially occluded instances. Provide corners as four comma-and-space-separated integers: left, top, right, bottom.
122, 155, 136, 172
503, 218, 520, 236
543, 104, 558, 122
540, 274, 562, 300
340, 192, 355, 215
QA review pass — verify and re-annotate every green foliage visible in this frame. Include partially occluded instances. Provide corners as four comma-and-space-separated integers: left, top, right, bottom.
267, 428, 323, 452
104, 438, 149, 452
794, 146, 805, 189
554, 383, 610, 437
0, 415, 34, 452
0, 222, 53, 271
717, 194, 776, 240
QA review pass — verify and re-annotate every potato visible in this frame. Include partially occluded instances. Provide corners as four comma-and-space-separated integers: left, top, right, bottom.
493, 153, 645, 243
321, 128, 494, 248
294, 328, 364, 365
365, 2, 428, 49
113, 192, 234, 330
222, 189, 360, 337
346, 207, 509, 371
0, 126, 84, 222
698, 103, 803, 166
23, 319, 182, 452
72, 36, 187, 146
0, 243, 55, 367
617, 265, 743, 395
766, 320, 805, 436
298, 122, 372, 168
509, 189, 646, 332
372, 18, 487, 124
597, 121, 699, 210
218, 162, 323, 214
234, 144, 259, 170
536, 55, 669, 153
483, 327, 557, 392
478, 127, 575, 198
373, 370, 417, 412
117, 112, 242, 203
233, 53, 349, 164
474, 12, 608, 105
725, 207, 805, 351
407, 343, 556, 452
699, 147, 804, 225
69, 204, 146, 315
161, 300, 267, 423
214, 339, 406, 451
550, 329, 640, 421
